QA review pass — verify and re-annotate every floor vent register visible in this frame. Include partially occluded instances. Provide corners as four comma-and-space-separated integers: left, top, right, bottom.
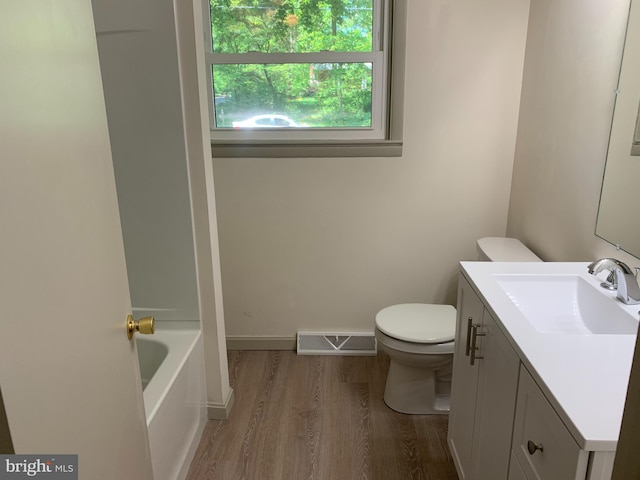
296, 332, 377, 355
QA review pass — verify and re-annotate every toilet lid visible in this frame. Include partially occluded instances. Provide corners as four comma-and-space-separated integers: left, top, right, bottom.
375, 304, 456, 344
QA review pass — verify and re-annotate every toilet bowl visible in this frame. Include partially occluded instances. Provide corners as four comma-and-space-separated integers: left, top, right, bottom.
375, 304, 455, 414
375, 237, 540, 415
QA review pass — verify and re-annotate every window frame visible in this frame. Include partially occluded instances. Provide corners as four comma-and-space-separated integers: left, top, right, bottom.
203, 0, 406, 157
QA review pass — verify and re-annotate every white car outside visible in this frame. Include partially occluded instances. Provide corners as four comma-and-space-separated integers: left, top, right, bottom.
232, 114, 304, 128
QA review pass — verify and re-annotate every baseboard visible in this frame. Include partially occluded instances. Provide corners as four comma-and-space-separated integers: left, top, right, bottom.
207, 388, 235, 420
226, 335, 297, 351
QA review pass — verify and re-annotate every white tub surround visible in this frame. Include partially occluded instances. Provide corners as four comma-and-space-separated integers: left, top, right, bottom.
138, 338, 169, 391
137, 323, 207, 480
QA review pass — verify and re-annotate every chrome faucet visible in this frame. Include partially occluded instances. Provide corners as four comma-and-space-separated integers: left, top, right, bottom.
587, 258, 640, 305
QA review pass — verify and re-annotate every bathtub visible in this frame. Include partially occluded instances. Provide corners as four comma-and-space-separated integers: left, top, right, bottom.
136, 322, 207, 480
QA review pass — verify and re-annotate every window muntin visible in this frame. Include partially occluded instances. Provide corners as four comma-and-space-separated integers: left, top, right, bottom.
205, 0, 389, 141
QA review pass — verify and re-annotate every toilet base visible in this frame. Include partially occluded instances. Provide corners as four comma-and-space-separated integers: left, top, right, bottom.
383, 359, 451, 415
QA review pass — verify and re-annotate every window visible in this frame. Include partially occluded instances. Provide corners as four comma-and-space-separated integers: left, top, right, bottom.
204, 0, 406, 157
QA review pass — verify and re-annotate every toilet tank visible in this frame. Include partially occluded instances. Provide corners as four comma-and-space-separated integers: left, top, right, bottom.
476, 237, 542, 262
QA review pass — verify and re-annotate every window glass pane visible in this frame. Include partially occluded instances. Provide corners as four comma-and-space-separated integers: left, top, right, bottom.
212, 62, 373, 128
210, 0, 373, 54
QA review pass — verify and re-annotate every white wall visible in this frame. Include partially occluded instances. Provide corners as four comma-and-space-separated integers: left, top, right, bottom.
175, 0, 233, 419
507, 0, 634, 264
213, 0, 531, 341
507, 3, 640, 473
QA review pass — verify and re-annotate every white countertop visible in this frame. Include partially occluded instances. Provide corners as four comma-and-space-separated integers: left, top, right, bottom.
460, 261, 639, 452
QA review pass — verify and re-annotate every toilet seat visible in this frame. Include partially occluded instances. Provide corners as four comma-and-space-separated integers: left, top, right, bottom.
375, 328, 455, 355
375, 303, 456, 344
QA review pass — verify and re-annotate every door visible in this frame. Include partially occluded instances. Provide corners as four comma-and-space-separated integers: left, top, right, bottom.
0, 1, 153, 478
470, 310, 520, 479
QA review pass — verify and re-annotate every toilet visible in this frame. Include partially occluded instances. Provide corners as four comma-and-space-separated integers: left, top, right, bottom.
374, 237, 541, 415
475, 236, 542, 262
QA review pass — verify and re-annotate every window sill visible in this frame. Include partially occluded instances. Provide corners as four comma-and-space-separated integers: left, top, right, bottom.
210, 139, 403, 158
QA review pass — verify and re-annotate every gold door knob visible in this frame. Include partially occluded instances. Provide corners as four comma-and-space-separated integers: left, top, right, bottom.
127, 315, 155, 340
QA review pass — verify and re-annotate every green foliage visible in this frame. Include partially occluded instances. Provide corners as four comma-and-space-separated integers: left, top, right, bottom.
210, 0, 375, 128
210, 0, 372, 53
210, 0, 290, 53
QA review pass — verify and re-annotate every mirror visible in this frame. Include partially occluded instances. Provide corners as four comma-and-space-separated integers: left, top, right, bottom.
596, 0, 640, 258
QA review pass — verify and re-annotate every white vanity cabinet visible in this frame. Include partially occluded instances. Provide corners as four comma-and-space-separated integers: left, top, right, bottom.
448, 276, 520, 480
449, 272, 618, 480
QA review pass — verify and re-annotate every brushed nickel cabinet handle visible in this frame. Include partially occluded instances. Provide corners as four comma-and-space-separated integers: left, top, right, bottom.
465, 316, 473, 356
469, 325, 485, 366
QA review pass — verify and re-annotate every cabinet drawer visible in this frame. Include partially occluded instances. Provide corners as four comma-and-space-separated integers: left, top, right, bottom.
512, 369, 589, 480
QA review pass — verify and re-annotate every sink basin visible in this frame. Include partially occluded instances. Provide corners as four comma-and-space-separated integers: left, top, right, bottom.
494, 274, 638, 335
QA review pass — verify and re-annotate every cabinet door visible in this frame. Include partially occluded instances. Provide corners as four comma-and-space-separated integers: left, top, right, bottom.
448, 275, 485, 480
508, 454, 529, 480
471, 310, 521, 479
511, 369, 589, 480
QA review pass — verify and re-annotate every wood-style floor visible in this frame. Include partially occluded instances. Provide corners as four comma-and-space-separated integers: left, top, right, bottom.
187, 351, 459, 480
